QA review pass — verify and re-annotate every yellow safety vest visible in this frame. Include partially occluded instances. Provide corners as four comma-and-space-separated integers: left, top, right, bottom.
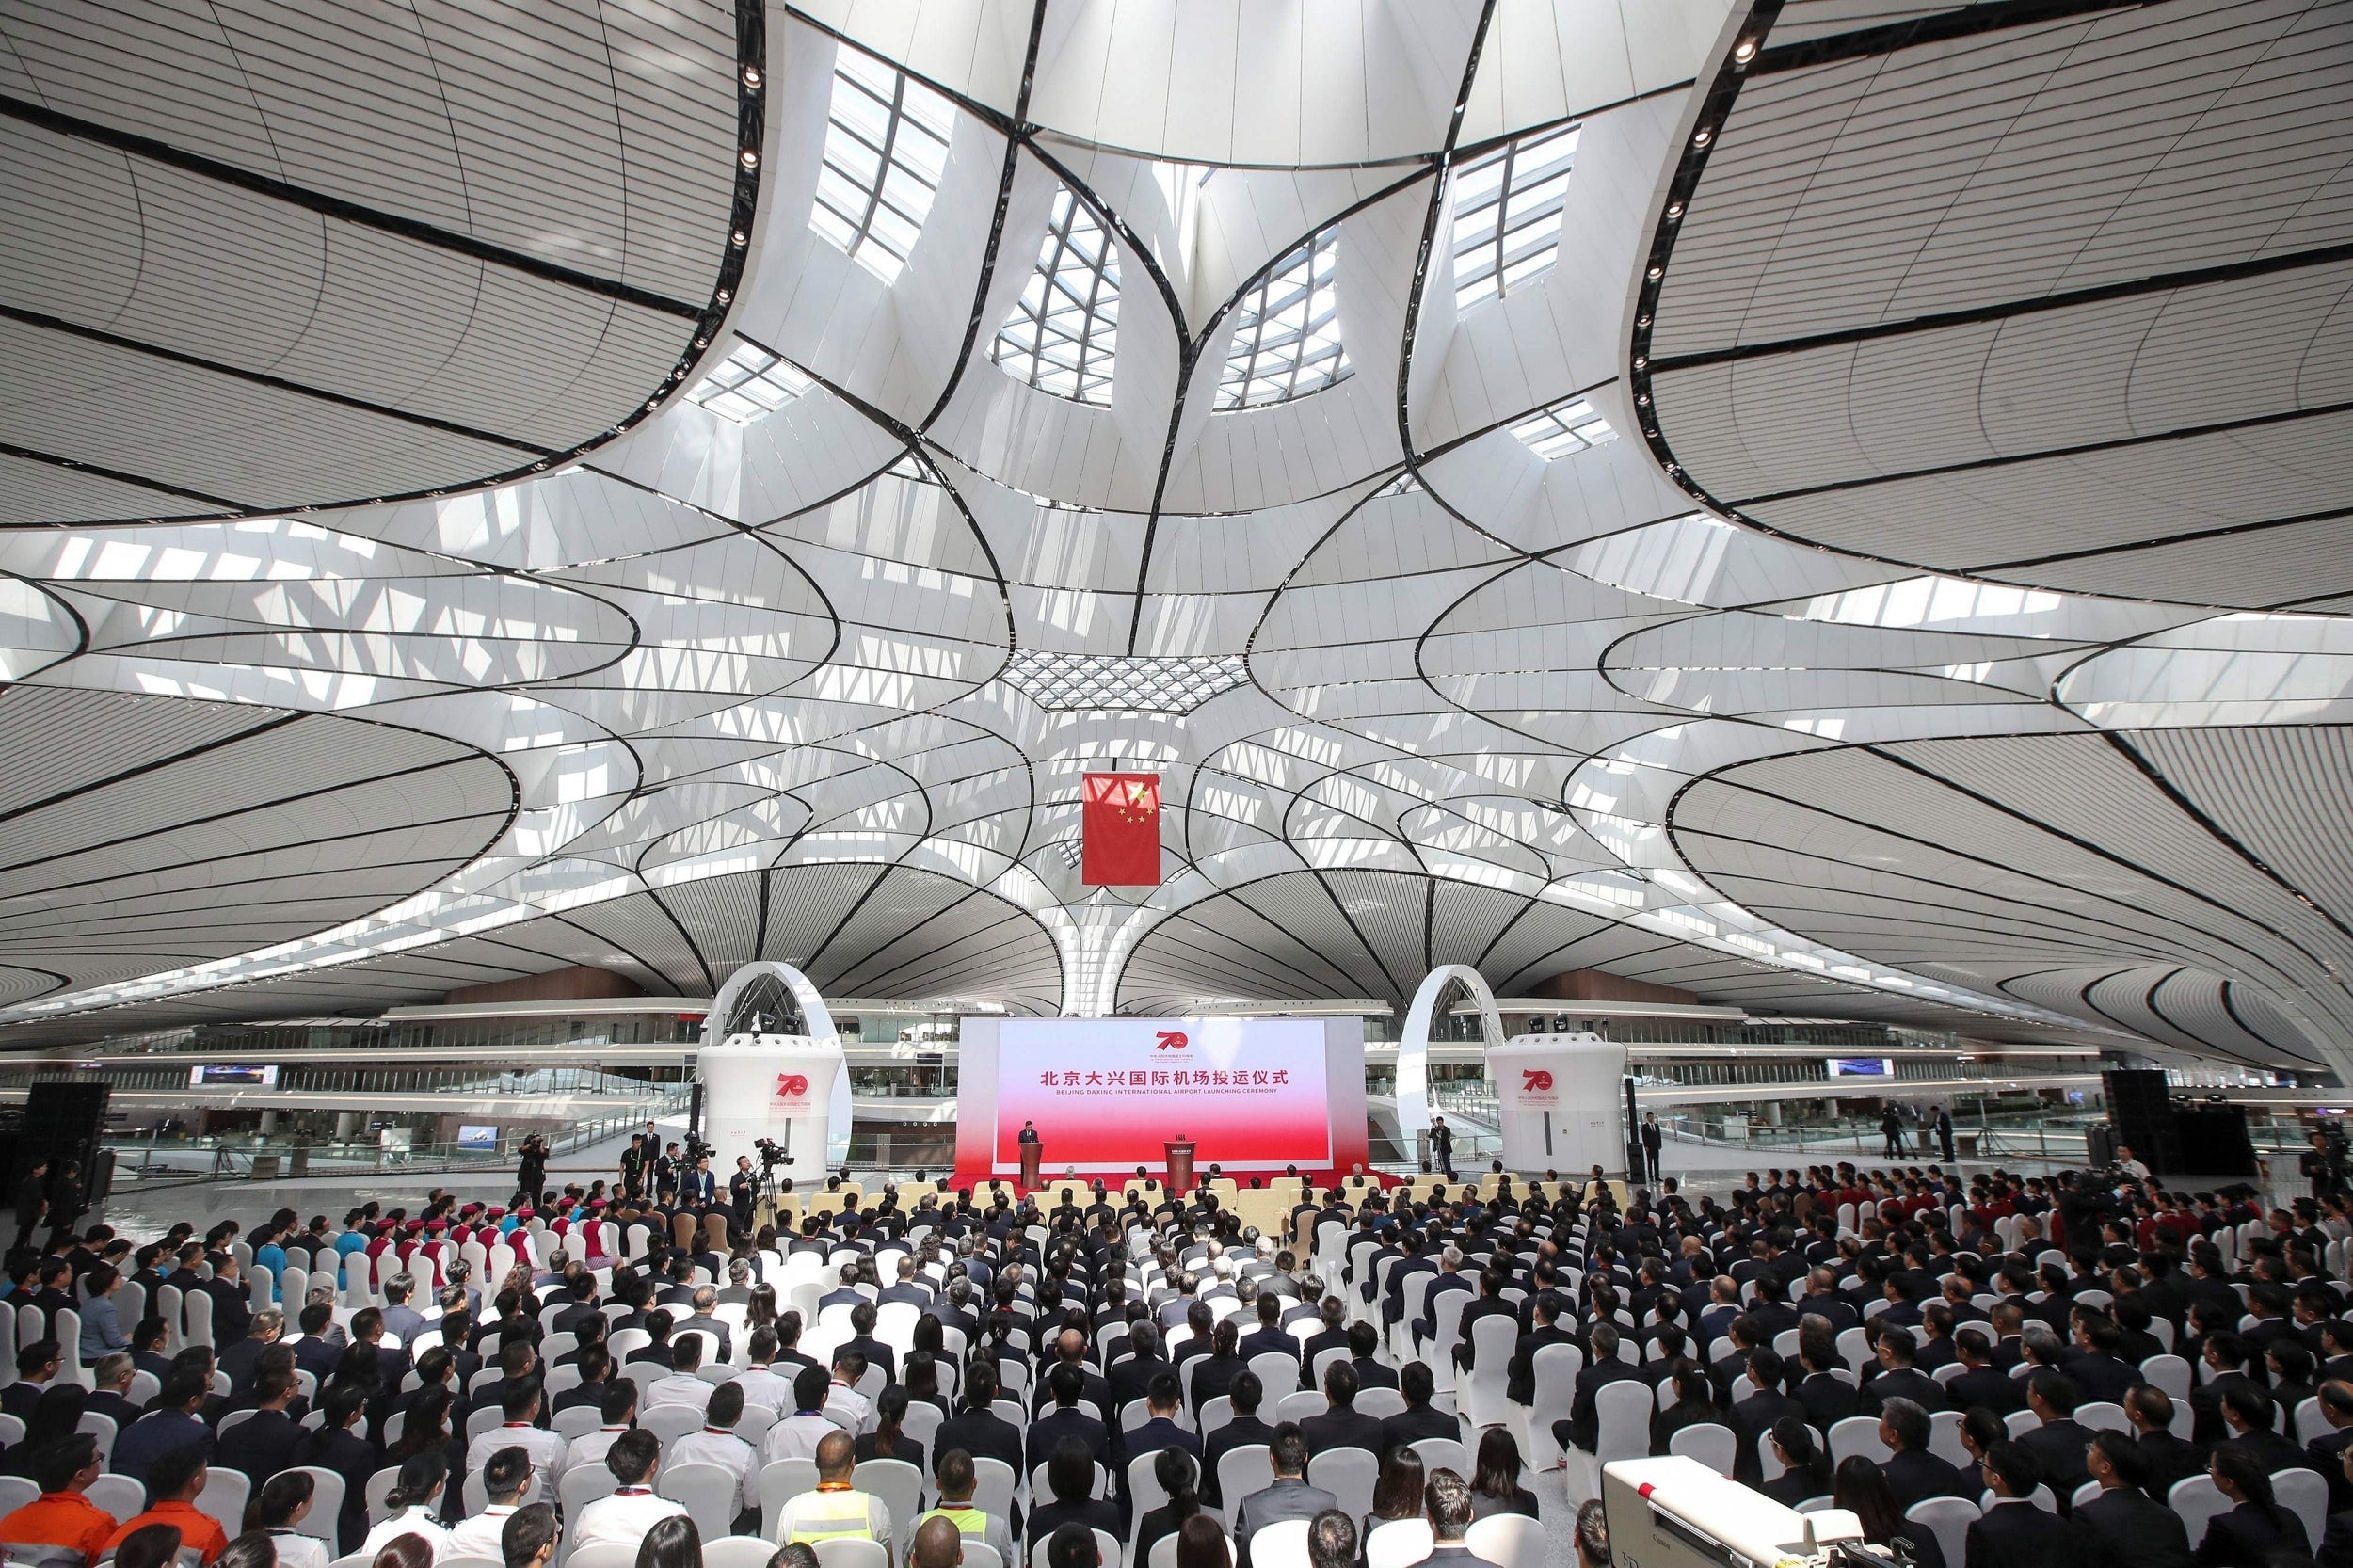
789, 1488, 881, 1544
924, 1506, 988, 1538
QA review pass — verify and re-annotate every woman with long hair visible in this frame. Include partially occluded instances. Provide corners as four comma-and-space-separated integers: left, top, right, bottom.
2197, 1445, 2311, 1567
902, 1352, 950, 1416
1833, 1457, 1945, 1568
360, 1451, 452, 1559
745, 1283, 778, 1333
856, 1385, 926, 1474
246, 1470, 328, 1568
1648, 1363, 1725, 1456
1176, 1514, 1231, 1568
1364, 1445, 1428, 1549
1027, 1435, 1119, 1543
1762, 1417, 1832, 1507
1134, 1448, 1201, 1568
1468, 1428, 1539, 1519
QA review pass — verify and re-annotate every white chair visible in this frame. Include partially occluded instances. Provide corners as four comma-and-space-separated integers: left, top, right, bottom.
705, 1540, 781, 1568
2170, 1474, 2228, 1544
364, 1466, 401, 1526
1308, 1446, 1380, 1518
1357, 1387, 1406, 1422
1410, 1437, 1468, 1478
1462, 1316, 1519, 1429
561, 1461, 621, 1525
853, 1458, 922, 1550
656, 1461, 738, 1540
2296, 1396, 2329, 1448
1928, 1411, 1969, 1469
2075, 1401, 2129, 1434
1249, 1352, 1300, 1400
1668, 1422, 1737, 1476
85, 1473, 144, 1525
443, 1558, 504, 1568
1250, 1519, 1312, 1568
759, 1458, 821, 1541
2278, 1468, 2329, 1547
1829, 1416, 1891, 1467
1365, 1519, 1435, 1568
2003, 1410, 2040, 1440
292, 1467, 346, 1543
1523, 1343, 1582, 1473
0, 1475, 39, 1515
970, 1457, 1016, 1535
1905, 1496, 1979, 1568
196, 1466, 250, 1543
1218, 1446, 1273, 1516
642, 1404, 704, 1445
564, 1547, 639, 1568
1465, 1513, 1545, 1568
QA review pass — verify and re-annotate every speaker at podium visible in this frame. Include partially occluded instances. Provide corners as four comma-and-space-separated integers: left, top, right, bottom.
1017, 1120, 1042, 1190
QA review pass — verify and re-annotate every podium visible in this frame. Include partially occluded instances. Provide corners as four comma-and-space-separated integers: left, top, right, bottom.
1164, 1138, 1196, 1195
1018, 1139, 1042, 1191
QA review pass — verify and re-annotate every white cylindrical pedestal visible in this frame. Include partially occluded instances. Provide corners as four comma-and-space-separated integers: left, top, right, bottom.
697, 1033, 843, 1192
1490, 1033, 1627, 1173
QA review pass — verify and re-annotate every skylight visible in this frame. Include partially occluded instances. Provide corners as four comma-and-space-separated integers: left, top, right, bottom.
1450, 123, 1578, 309
1217, 227, 1349, 409
1001, 650, 1245, 712
810, 47, 955, 284
992, 186, 1120, 406
1510, 395, 1616, 460
687, 342, 813, 424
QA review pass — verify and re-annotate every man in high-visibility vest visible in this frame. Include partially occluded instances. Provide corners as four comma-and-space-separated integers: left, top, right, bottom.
777, 1431, 892, 1553
914, 1448, 1013, 1564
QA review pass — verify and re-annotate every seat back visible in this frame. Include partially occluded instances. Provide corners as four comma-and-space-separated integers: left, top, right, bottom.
1465, 1513, 1546, 1568
1903, 1496, 1980, 1568
1306, 1447, 1379, 1519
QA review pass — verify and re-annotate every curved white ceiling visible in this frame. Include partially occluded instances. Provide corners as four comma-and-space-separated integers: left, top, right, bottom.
1, 0, 2349, 1080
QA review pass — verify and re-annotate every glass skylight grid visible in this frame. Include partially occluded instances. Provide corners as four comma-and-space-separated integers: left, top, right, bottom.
1510, 396, 1617, 460
1450, 123, 1579, 309
686, 342, 813, 424
992, 186, 1120, 406
1001, 650, 1245, 712
1217, 227, 1349, 409
810, 48, 955, 284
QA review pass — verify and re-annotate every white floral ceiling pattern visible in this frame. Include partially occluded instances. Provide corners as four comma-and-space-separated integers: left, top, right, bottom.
2, 0, 2350, 1078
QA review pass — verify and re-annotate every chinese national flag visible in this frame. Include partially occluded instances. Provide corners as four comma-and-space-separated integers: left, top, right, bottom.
1081, 773, 1161, 886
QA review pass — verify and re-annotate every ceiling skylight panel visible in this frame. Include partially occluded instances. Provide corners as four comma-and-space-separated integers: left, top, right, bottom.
1509, 395, 1616, 460
687, 342, 812, 424
811, 48, 955, 284
1450, 123, 1578, 309
1002, 650, 1244, 712
992, 186, 1120, 406
1217, 227, 1349, 409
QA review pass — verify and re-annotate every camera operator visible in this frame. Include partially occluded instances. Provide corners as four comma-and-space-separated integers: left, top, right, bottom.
2304, 1126, 2347, 1200
514, 1133, 548, 1208
730, 1154, 757, 1235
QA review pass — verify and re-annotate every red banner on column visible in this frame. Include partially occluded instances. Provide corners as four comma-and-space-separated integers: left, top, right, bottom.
1081, 773, 1161, 886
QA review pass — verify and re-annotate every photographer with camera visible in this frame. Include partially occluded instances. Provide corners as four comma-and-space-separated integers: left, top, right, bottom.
514, 1134, 548, 1209
729, 1155, 757, 1234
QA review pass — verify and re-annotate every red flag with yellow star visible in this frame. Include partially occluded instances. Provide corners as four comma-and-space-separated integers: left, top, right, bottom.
1081, 772, 1160, 886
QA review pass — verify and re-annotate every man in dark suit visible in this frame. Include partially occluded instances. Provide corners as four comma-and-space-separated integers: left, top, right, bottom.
2068, 1432, 2195, 1568
1026, 1361, 1111, 1475
1729, 1350, 1803, 1487
1300, 1362, 1384, 1457
1861, 1330, 1947, 1415
1201, 1371, 1276, 1511
1950, 1328, 2026, 1416
1237, 1294, 1298, 1365
1559, 1323, 1644, 1455
1792, 1332, 1863, 1427
1125, 1372, 1201, 1473
1232, 1425, 1337, 1568
1347, 1323, 1399, 1390
1453, 1269, 1520, 1375
934, 1361, 1025, 1477
550, 1275, 603, 1337
1881, 1398, 1971, 1511
1108, 1321, 1173, 1415
1423, 1470, 1507, 1568
1506, 1291, 1578, 1406
86, 1352, 147, 1432
1380, 1362, 1460, 1451
217, 1307, 286, 1397
213, 1365, 308, 1485
1967, 1442, 2064, 1568
2016, 1370, 2096, 1507
2219, 1380, 2315, 1477
1298, 1298, 1352, 1385
201, 1254, 254, 1347
2067, 1317, 2142, 1405
2124, 1385, 2206, 1497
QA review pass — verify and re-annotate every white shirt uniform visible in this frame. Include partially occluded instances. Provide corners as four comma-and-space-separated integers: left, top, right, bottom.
734, 1366, 792, 1412
264, 1530, 329, 1568
645, 1372, 712, 1409
360, 1506, 454, 1561
765, 1411, 841, 1464
467, 1421, 569, 1493
569, 1488, 688, 1555
442, 1502, 520, 1561
563, 1424, 631, 1478
667, 1426, 758, 1515
824, 1382, 871, 1433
